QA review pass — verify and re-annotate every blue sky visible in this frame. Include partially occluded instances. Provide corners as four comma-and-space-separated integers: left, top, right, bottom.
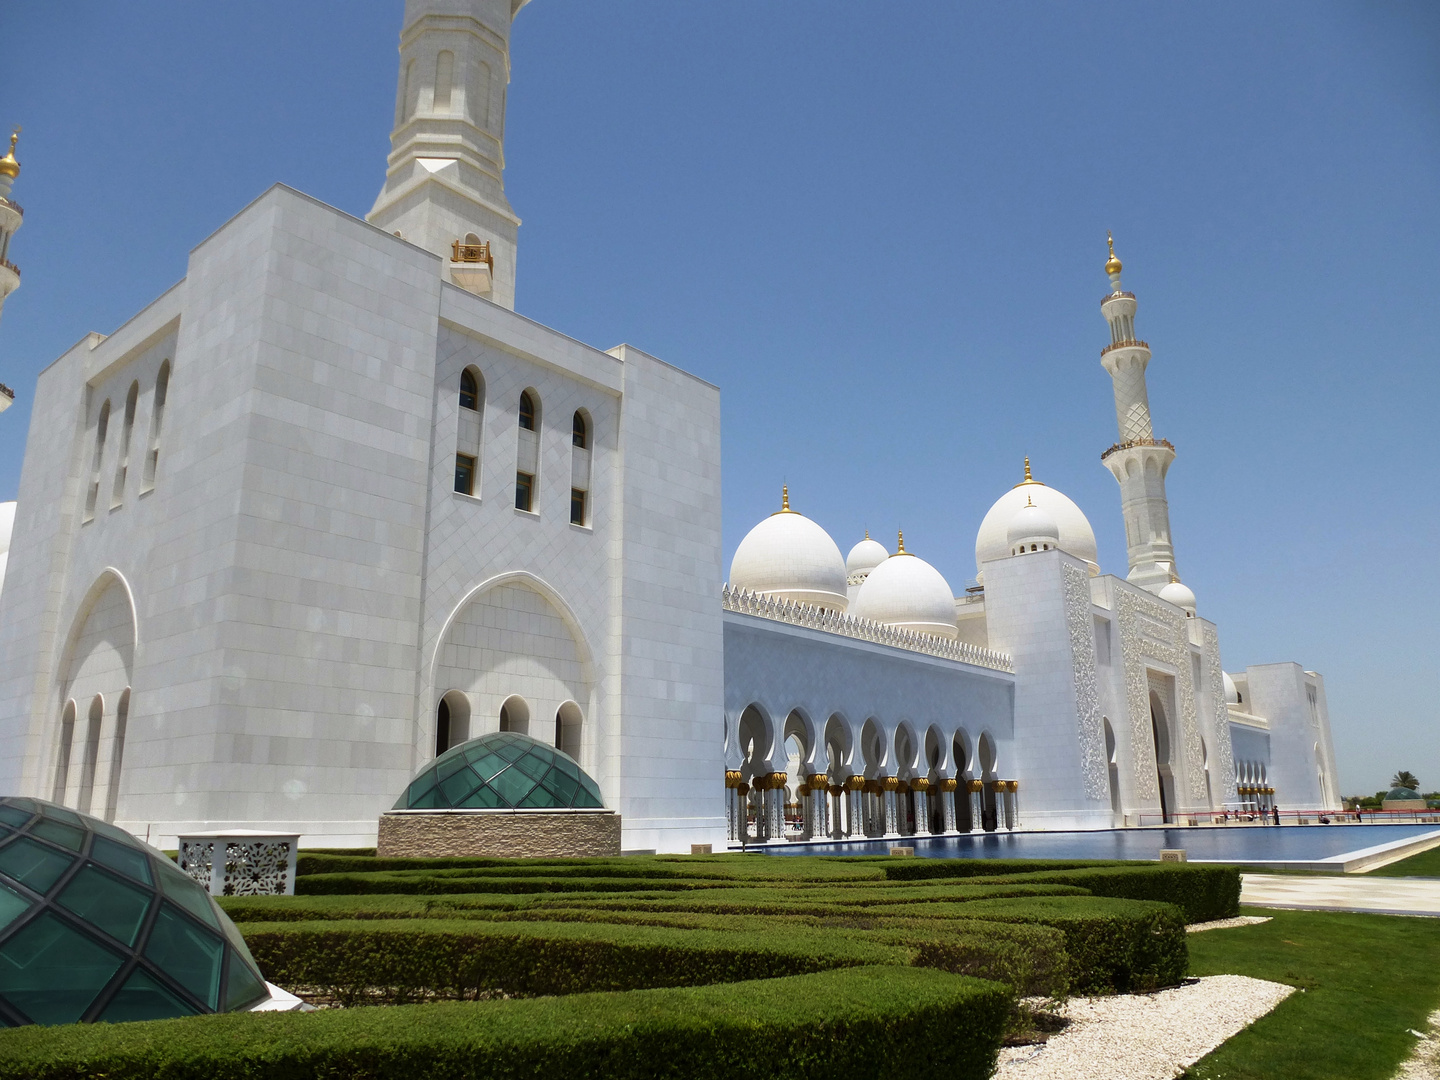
1, 2, 1436, 795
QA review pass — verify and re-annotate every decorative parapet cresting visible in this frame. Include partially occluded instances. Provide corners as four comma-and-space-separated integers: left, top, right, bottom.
721, 584, 1013, 673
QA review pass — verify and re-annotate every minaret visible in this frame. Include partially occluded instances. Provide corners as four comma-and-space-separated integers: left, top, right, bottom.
0, 128, 22, 414
1099, 235, 1178, 592
368, 0, 531, 310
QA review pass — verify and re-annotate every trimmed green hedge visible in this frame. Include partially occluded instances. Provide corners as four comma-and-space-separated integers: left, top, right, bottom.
0, 966, 1012, 1080
881, 859, 1240, 924
948, 895, 1187, 993
241, 918, 903, 1005
295, 871, 726, 896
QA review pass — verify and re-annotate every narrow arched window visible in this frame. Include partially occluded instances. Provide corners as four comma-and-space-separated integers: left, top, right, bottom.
570, 409, 592, 526
84, 400, 111, 521
103, 688, 130, 823
516, 390, 540, 512
112, 381, 139, 509
455, 367, 485, 497
142, 361, 170, 492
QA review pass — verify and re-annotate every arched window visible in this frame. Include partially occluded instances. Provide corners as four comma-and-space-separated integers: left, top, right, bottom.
103, 688, 130, 823
455, 367, 484, 497
78, 694, 104, 815
570, 409, 592, 526
515, 390, 539, 512
111, 382, 139, 509
52, 701, 76, 803
84, 400, 111, 521
499, 696, 530, 735
399, 59, 415, 124
142, 361, 170, 492
555, 701, 582, 760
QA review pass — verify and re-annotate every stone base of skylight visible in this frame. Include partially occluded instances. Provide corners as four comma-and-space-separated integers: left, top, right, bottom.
378, 808, 622, 858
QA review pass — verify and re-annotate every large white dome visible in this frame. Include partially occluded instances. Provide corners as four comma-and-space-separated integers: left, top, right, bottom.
852, 537, 959, 639
729, 490, 848, 611
976, 461, 1098, 581
1007, 498, 1060, 550
846, 534, 890, 576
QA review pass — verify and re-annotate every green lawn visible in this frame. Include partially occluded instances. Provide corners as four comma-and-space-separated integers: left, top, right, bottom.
1184, 907, 1440, 1080
1364, 843, 1440, 878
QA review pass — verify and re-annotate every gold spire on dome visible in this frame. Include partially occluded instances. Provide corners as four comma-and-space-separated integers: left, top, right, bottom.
0, 127, 20, 180
1105, 231, 1122, 276
896, 529, 912, 555
1013, 455, 1046, 488
772, 484, 795, 515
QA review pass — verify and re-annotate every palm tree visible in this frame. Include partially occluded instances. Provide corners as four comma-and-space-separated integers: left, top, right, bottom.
1392, 770, 1420, 791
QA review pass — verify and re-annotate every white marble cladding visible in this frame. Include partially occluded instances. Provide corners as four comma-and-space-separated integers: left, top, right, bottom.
0, 184, 727, 853
721, 608, 1015, 781
722, 585, 1013, 673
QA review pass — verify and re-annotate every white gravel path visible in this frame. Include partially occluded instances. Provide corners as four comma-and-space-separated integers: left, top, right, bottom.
1393, 1007, 1440, 1080
1186, 915, 1272, 933
994, 975, 1294, 1080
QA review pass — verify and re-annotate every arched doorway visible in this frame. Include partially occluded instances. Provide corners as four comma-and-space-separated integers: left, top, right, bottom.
1103, 717, 1121, 816
953, 729, 974, 833
1149, 690, 1175, 824
978, 731, 998, 831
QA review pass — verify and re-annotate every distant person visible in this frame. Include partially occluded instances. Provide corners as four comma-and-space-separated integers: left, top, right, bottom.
1272, 805, 1281, 825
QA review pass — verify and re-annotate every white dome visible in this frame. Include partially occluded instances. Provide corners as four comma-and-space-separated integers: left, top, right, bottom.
846, 535, 890, 576
852, 541, 959, 639
1222, 671, 1240, 705
1007, 499, 1060, 549
729, 492, 848, 611
1159, 580, 1197, 616
976, 463, 1098, 581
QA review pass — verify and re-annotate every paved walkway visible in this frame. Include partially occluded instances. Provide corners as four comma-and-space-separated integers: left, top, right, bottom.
1242, 873, 1440, 917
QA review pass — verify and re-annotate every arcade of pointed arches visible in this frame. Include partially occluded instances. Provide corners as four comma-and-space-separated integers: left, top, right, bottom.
724, 704, 1019, 842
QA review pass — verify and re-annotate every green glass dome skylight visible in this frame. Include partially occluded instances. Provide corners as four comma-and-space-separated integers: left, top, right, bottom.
396, 732, 604, 811
0, 797, 269, 1027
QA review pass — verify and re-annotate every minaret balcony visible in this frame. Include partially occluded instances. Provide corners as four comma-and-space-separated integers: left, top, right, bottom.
1100, 290, 1135, 306
0, 382, 12, 414
449, 239, 493, 297
0, 200, 20, 235
0, 259, 18, 296
1100, 436, 1174, 463
0, 196, 21, 217
1100, 338, 1149, 358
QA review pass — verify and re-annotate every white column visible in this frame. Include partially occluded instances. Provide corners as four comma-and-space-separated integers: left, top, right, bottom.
914, 790, 930, 835
942, 785, 957, 833
883, 786, 900, 838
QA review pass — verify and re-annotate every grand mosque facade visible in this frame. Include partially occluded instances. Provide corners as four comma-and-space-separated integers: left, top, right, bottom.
0, 0, 1339, 852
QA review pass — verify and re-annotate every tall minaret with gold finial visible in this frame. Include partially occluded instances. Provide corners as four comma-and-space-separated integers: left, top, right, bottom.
0, 127, 22, 413
1098, 235, 1180, 593
368, 0, 531, 310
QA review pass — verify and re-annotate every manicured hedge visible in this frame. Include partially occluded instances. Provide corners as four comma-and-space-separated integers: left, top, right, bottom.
241, 918, 902, 1005
948, 895, 1187, 993
1005, 864, 1241, 923
881, 858, 1132, 880
295, 871, 730, 896
0, 966, 1012, 1080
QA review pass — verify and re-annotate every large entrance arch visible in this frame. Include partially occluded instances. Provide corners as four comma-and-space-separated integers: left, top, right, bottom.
1150, 690, 1176, 824
53, 572, 136, 821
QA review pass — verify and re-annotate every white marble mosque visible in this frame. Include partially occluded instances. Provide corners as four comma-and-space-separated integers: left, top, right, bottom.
0, 0, 1340, 853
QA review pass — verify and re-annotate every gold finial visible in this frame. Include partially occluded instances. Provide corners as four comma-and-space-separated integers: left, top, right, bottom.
1104, 231, 1122, 276
771, 484, 794, 515
0, 127, 20, 181
863, 527, 869, 540
1026, 494, 1035, 508
1013, 454, 1046, 489
896, 529, 910, 555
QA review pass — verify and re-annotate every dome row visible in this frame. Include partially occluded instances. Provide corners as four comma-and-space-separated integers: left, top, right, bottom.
729, 467, 1108, 641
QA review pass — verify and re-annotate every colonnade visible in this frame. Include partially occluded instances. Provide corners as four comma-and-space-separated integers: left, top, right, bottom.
725, 771, 1021, 843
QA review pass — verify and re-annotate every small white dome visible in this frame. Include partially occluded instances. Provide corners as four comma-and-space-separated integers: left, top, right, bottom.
729, 490, 848, 611
852, 538, 959, 639
1007, 498, 1060, 549
1159, 580, 1197, 616
1222, 671, 1240, 705
976, 460, 1098, 581
846, 535, 890, 576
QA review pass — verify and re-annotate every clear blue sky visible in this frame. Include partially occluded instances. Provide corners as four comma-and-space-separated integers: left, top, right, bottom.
2, 2, 1436, 796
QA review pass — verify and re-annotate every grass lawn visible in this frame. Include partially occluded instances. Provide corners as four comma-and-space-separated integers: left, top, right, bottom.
1365, 843, 1440, 878
1184, 907, 1440, 1080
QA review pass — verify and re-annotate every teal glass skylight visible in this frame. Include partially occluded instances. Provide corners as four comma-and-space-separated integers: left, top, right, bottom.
395, 731, 605, 811
0, 797, 269, 1027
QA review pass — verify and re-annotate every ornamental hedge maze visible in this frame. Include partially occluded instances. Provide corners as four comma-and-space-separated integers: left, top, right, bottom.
0, 851, 1241, 1080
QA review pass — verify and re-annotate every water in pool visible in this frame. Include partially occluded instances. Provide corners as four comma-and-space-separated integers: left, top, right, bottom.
759, 823, 1440, 864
